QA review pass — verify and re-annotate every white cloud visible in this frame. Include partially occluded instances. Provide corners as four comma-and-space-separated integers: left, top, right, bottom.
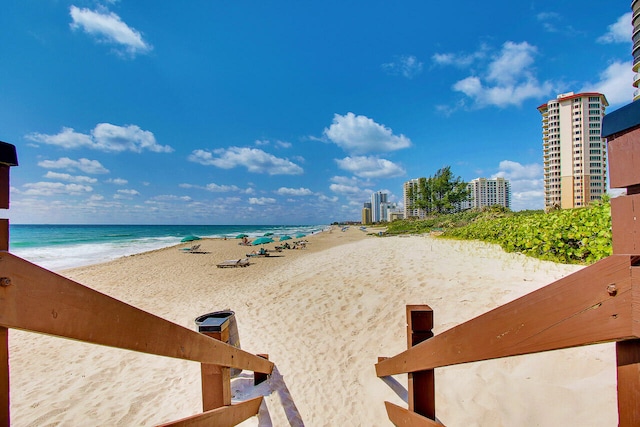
150, 194, 192, 202
26, 123, 173, 153
69, 6, 152, 56
581, 61, 635, 106
275, 140, 292, 148
335, 156, 405, 178
597, 12, 632, 44
23, 182, 93, 196
38, 157, 109, 174
188, 147, 303, 175
492, 160, 544, 211
381, 55, 423, 78
248, 197, 276, 205
276, 187, 313, 196
487, 41, 536, 85
329, 183, 363, 195
44, 171, 97, 183
323, 113, 411, 155
536, 12, 561, 33
328, 176, 374, 201
206, 183, 242, 192
107, 178, 128, 185
450, 42, 553, 108
114, 188, 140, 199
432, 46, 488, 68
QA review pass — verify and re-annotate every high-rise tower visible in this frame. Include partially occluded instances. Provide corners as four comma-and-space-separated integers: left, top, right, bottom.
538, 92, 608, 210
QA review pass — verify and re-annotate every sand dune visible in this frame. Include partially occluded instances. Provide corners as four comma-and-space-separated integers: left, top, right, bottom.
8, 227, 617, 426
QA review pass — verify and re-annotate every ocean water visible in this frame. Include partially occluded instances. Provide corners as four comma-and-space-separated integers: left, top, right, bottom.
9, 224, 326, 271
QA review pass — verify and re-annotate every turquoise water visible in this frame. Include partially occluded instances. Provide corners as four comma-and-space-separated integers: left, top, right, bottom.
9, 224, 325, 271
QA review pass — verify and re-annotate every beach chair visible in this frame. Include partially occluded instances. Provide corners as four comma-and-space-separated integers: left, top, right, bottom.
216, 258, 250, 268
246, 247, 270, 257
179, 244, 201, 252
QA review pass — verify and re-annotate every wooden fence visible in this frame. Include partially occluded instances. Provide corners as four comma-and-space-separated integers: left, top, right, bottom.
375, 101, 640, 426
0, 141, 274, 426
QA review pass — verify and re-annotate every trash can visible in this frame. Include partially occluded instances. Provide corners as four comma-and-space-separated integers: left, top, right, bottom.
195, 310, 241, 377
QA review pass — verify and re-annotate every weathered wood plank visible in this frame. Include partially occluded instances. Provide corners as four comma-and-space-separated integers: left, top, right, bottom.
0, 327, 8, 427
156, 397, 262, 427
617, 339, 640, 427
201, 363, 231, 411
0, 253, 273, 374
406, 306, 435, 419
377, 255, 638, 377
0, 167, 9, 210
0, 220, 7, 252
385, 401, 444, 426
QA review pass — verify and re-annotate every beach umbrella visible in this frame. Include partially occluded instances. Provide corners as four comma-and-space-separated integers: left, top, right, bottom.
252, 237, 274, 245
279, 235, 292, 241
263, 232, 274, 236
295, 233, 306, 238
181, 235, 201, 242
235, 233, 248, 239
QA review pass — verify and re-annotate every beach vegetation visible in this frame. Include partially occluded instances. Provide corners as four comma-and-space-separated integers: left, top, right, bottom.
386, 199, 612, 265
407, 166, 470, 215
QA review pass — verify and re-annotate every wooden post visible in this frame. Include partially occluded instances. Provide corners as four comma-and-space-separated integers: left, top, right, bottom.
0, 222, 7, 426
254, 354, 269, 386
0, 327, 7, 427
406, 305, 435, 420
616, 339, 640, 427
199, 326, 231, 411
602, 100, 640, 426
0, 141, 17, 427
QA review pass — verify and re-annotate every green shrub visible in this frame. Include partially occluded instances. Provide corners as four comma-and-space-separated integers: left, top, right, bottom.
385, 201, 612, 264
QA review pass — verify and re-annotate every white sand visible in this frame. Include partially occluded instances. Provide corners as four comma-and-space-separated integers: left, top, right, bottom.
8, 228, 618, 426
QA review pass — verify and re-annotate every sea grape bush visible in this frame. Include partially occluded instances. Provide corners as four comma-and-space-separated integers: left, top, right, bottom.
443, 201, 611, 264
385, 201, 612, 265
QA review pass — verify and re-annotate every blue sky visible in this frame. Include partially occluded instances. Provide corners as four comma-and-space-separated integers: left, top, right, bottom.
1, 1, 635, 224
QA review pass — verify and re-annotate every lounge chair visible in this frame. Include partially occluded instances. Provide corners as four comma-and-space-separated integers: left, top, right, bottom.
246, 248, 270, 257
180, 244, 201, 252
216, 258, 250, 268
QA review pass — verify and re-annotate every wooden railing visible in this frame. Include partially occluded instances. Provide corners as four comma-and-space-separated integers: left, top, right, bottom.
376, 256, 640, 426
0, 142, 274, 426
376, 100, 640, 426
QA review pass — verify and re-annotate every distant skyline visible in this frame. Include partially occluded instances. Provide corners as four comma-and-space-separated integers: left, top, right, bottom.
1, 1, 635, 224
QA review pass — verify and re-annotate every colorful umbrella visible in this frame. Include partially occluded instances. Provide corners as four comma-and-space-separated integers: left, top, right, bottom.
181, 235, 201, 242
235, 233, 248, 239
252, 237, 274, 245
279, 235, 292, 241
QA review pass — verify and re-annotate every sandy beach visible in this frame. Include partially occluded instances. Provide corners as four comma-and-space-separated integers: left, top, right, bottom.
8, 227, 618, 426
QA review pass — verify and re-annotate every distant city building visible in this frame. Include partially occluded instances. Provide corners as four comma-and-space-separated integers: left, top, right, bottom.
387, 206, 404, 222
403, 178, 426, 219
380, 201, 393, 223
370, 191, 388, 222
361, 206, 371, 225
538, 92, 608, 210
463, 177, 511, 209
633, 0, 640, 100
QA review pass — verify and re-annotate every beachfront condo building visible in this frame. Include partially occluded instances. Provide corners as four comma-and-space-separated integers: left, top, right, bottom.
370, 191, 388, 223
633, 0, 640, 100
403, 178, 426, 219
362, 203, 372, 225
463, 177, 511, 209
538, 92, 608, 210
